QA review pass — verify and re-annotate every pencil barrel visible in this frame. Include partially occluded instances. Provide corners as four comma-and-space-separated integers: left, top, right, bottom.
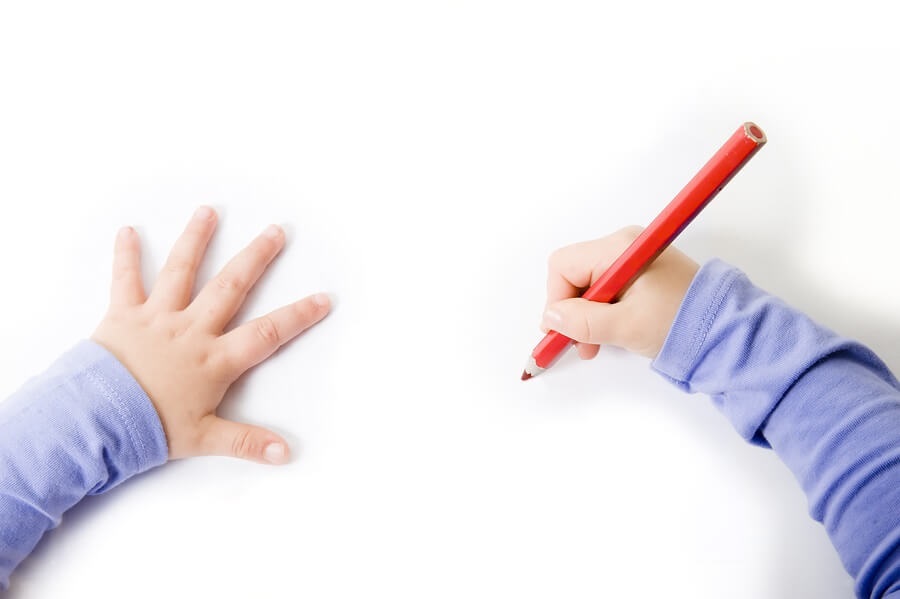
581, 122, 764, 303
532, 330, 573, 369
526, 122, 766, 376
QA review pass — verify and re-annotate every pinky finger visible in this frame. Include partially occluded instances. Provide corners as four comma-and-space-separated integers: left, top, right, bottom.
111, 226, 146, 307
221, 293, 331, 374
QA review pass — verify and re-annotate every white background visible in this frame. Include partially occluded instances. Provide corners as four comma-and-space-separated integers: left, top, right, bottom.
2, 2, 900, 598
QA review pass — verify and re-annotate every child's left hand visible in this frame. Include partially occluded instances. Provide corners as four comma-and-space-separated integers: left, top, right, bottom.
92, 206, 330, 465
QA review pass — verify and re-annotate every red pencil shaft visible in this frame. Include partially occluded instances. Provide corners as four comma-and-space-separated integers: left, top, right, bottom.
532, 123, 765, 370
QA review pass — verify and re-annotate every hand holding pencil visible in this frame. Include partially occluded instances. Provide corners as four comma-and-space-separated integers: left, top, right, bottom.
523, 122, 766, 379
540, 229, 700, 361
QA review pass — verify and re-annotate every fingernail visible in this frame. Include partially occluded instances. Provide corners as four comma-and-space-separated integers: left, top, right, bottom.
263, 442, 288, 465
542, 309, 563, 328
263, 224, 283, 240
194, 206, 214, 221
313, 293, 331, 307
118, 226, 134, 239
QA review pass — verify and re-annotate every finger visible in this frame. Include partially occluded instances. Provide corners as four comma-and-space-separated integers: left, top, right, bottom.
546, 227, 642, 308
575, 342, 601, 360
149, 206, 217, 310
542, 297, 628, 346
542, 316, 601, 358
220, 293, 331, 374
190, 224, 285, 331
200, 416, 291, 464
111, 226, 146, 307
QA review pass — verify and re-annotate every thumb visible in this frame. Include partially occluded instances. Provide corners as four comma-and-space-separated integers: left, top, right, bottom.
542, 298, 625, 346
201, 416, 291, 465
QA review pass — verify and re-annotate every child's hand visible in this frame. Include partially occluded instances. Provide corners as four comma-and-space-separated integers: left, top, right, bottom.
541, 227, 699, 360
91, 207, 330, 465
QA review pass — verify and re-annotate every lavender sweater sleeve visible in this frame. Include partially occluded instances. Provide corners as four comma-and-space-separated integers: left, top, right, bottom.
653, 259, 900, 599
0, 340, 168, 589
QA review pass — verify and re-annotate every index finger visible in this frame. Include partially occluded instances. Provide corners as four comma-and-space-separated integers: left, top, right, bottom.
545, 227, 641, 307
218, 293, 332, 376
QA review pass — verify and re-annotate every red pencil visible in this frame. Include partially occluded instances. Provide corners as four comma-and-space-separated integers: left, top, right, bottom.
522, 122, 767, 381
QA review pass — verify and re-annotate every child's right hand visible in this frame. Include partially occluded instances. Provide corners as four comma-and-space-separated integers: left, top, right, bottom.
540, 227, 700, 360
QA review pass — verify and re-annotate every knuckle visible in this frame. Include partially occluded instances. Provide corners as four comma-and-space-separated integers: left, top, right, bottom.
231, 429, 256, 459
113, 264, 137, 281
214, 274, 246, 293
581, 311, 597, 344
618, 225, 643, 241
547, 246, 568, 271
164, 258, 194, 277
254, 315, 281, 345
204, 348, 232, 378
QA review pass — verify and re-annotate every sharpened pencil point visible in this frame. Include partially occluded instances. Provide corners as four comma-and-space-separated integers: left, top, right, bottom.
521, 356, 543, 381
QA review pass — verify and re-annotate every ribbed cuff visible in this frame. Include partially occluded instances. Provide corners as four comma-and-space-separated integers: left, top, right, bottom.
651, 259, 742, 385
60, 340, 169, 475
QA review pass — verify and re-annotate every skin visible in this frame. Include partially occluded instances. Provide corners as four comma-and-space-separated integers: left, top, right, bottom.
541, 226, 700, 360
89, 219, 685, 464
91, 206, 330, 465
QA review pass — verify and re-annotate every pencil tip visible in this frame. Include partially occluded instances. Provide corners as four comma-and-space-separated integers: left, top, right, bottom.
521, 356, 544, 381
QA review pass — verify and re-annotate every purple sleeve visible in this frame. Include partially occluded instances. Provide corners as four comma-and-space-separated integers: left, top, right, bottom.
0, 340, 168, 589
652, 259, 900, 599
